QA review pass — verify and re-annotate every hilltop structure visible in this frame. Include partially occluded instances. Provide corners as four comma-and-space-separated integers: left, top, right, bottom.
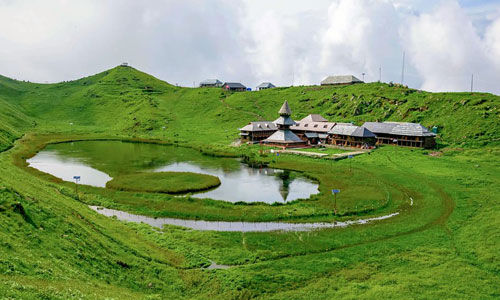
263, 101, 306, 147
256, 82, 276, 91
222, 82, 246, 92
321, 75, 363, 86
200, 79, 222, 87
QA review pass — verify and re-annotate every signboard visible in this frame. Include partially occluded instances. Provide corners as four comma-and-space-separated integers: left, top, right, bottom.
348, 155, 353, 159
73, 176, 81, 181
331, 189, 340, 194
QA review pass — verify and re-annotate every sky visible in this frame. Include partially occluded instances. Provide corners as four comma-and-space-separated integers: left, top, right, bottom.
1, 0, 500, 94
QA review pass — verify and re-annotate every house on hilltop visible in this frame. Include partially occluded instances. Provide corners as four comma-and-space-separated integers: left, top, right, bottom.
200, 79, 223, 88
321, 75, 363, 86
362, 122, 436, 148
256, 82, 276, 91
222, 82, 246, 92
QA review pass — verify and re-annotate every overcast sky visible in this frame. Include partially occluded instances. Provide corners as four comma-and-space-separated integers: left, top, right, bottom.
1, 0, 500, 94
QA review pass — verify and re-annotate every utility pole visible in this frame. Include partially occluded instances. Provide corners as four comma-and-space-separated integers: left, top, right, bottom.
401, 51, 405, 84
471, 74, 474, 93
379, 66, 381, 82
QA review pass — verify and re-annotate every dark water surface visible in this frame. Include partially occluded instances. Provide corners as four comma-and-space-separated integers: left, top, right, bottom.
27, 140, 319, 203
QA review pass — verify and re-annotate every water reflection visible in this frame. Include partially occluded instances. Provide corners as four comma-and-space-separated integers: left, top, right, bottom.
90, 206, 400, 232
27, 151, 112, 187
155, 162, 315, 203
27, 141, 319, 203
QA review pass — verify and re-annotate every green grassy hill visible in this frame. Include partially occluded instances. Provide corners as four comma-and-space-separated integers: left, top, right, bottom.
0, 66, 498, 147
0, 66, 499, 299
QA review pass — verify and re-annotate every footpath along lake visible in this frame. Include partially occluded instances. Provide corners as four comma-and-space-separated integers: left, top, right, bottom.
27, 140, 319, 203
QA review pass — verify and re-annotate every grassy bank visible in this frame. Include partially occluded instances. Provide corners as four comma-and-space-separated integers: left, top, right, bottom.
106, 172, 221, 194
0, 66, 498, 299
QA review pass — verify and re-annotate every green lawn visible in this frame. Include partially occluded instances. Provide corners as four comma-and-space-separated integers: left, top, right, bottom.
0, 66, 498, 299
106, 172, 221, 194
294, 146, 352, 155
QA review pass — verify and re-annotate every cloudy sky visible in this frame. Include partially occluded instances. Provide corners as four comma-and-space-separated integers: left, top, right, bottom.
1, 0, 500, 94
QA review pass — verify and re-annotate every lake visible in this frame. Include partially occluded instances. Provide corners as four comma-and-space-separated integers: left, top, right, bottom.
27, 140, 319, 203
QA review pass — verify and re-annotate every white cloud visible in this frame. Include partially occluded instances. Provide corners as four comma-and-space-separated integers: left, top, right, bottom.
0, 0, 499, 94
403, 0, 500, 93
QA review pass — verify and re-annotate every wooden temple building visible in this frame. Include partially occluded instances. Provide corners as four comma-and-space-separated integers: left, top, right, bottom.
239, 101, 436, 149
362, 122, 436, 148
263, 101, 306, 147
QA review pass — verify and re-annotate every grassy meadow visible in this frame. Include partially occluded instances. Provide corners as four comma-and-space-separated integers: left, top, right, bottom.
0, 66, 499, 299
106, 172, 221, 194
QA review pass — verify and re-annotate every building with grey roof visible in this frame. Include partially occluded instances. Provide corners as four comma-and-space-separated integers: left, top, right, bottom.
362, 122, 436, 148
321, 75, 364, 86
328, 124, 376, 148
222, 82, 246, 91
264, 101, 306, 147
200, 79, 222, 87
239, 121, 278, 143
256, 82, 276, 91
299, 114, 328, 122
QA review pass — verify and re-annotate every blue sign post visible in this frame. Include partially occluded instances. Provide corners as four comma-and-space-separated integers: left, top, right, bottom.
73, 176, 81, 199
332, 189, 340, 215
348, 154, 353, 173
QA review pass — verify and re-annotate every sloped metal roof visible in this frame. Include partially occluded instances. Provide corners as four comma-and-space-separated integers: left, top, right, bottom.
279, 100, 292, 116
291, 121, 336, 133
223, 82, 246, 88
200, 79, 221, 85
304, 132, 319, 138
239, 121, 278, 132
362, 122, 436, 137
321, 75, 364, 85
274, 116, 296, 126
299, 114, 328, 122
257, 82, 276, 88
265, 130, 303, 143
329, 125, 376, 137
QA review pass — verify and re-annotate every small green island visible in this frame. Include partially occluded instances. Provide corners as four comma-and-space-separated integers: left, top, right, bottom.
106, 172, 221, 194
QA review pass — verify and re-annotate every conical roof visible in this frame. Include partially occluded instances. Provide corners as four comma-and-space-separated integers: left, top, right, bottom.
279, 100, 292, 116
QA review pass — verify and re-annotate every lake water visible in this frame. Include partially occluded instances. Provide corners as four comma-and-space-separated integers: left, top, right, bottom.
90, 206, 400, 232
27, 140, 319, 203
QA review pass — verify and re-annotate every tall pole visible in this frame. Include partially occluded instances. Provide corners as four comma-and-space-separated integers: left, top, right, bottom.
471, 74, 474, 93
379, 66, 381, 82
401, 51, 405, 84
334, 193, 337, 215
362, 72, 365, 81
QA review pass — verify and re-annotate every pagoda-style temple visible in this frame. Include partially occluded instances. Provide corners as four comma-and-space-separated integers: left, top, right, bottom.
263, 100, 307, 148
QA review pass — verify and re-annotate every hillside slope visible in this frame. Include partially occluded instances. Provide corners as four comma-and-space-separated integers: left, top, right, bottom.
0, 96, 32, 151
0, 66, 498, 147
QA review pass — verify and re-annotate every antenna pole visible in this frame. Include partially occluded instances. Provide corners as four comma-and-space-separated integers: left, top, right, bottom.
401, 51, 405, 84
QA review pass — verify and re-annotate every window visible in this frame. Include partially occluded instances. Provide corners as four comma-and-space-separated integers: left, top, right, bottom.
314, 124, 318, 128
304, 124, 308, 127
323, 125, 328, 128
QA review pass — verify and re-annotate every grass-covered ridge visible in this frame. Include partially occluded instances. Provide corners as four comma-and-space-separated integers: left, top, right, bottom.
106, 171, 221, 194
0, 65, 498, 147
0, 66, 499, 299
